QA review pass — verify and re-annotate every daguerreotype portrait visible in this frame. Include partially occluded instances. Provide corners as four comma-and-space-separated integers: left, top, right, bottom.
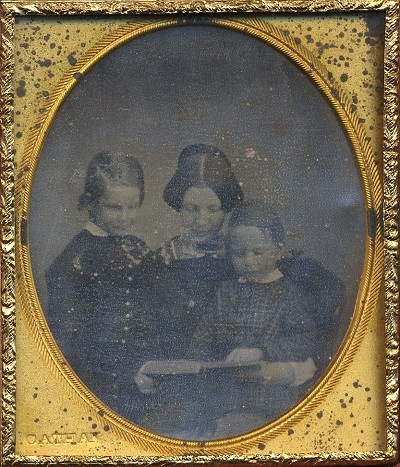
0, 0, 398, 465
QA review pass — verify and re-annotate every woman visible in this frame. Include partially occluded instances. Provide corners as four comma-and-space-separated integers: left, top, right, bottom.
136, 144, 244, 437
158, 143, 244, 353
158, 144, 344, 357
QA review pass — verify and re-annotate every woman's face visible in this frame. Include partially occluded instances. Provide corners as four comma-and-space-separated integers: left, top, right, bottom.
92, 185, 141, 236
180, 186, 225, 241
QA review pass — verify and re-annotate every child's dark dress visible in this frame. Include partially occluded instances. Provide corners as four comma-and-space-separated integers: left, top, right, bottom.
45, 223, 163, 420
187, 275, 317, 438
158, 243, 344, 356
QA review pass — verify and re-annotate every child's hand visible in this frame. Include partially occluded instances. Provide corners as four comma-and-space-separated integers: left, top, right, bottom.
244, 358, 317, 386
291, 357, 317, 386
225, 347, 264, 363
242, 361, 294, 386
259, 362, 294, 385
134, 365, 158, 394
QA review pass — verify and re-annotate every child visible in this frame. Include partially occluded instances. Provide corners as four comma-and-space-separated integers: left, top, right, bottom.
189, 201, 317, 439
45, 151, 162, 420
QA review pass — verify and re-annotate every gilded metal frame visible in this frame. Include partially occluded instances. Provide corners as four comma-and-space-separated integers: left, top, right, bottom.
0, 1, 399, 465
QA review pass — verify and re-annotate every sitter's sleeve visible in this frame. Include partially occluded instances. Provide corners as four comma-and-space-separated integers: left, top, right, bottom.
263, 288, 317, 362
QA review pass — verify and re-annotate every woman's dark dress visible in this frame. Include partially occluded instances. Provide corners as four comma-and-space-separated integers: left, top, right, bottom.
156, 233, 236, 355
137, 233, 236, 436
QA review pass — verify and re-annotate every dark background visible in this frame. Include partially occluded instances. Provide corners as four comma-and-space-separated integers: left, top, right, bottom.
28, 24, 365, 319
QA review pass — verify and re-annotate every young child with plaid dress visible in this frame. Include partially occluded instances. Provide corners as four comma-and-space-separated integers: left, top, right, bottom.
189, 201, 317, 438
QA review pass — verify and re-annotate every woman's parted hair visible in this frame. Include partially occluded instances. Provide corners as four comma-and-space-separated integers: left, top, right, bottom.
228, 201, 285, 249
79, 151, 145, 210
163, 144, 244, 213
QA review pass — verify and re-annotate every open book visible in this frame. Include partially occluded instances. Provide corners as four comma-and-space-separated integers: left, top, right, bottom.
139, 359, 262, 377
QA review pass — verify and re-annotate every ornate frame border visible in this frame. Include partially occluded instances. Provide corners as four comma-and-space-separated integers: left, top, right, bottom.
1, 1, 398, 465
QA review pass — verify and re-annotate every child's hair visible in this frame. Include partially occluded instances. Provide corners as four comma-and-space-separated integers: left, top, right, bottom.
228, 201, 285, 249
79, 151, 145, 210
163, 144, 244, 213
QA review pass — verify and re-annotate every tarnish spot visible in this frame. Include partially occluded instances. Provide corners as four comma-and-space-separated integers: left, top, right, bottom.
67, 52, 77, 66
16, 80, 26, 97
38, 58, 52, 67
20, 216, 28, 246
367, 207, 377, 239
331, 87, 341, 103
177, 16, 210, 26
17, 165, 29, 180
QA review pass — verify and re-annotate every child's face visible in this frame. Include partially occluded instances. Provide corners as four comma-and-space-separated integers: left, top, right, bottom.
180, 186, 225, 241
230, 225, 281, 281
92, 185, 141, 236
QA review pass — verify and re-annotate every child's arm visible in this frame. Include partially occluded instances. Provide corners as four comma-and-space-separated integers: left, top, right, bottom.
225, 347, 263, 363
186, 312, 224, 360
249, 358, 317, 386
263, 299, 318, 363
45, 251, 86, 353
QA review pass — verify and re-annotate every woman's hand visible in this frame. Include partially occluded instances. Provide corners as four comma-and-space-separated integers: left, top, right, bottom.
225, 347, 264, 363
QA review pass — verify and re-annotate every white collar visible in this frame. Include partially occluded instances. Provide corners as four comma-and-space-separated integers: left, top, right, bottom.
84, 221, 108, 237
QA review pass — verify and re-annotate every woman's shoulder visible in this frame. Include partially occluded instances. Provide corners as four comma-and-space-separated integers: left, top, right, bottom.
278, 251, 345, 295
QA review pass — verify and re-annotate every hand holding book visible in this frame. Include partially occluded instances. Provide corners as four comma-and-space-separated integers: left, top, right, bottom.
134, 348, 316, 393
